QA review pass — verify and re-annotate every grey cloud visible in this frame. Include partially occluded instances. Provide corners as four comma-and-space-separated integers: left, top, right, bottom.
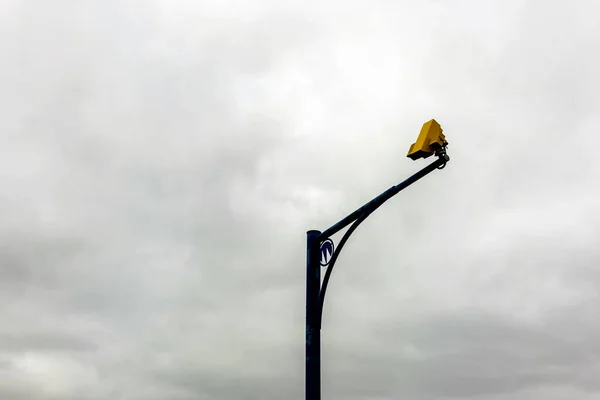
1, 0, 600, 399
0, 332, 95, 353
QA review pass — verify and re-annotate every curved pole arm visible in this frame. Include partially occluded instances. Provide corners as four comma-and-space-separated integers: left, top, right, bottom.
317, 212, 366, 328
317, 153, 448, 241
316, 153, 449, 328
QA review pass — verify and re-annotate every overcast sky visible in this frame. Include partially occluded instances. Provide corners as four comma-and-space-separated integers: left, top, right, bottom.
1, 0, 600, 399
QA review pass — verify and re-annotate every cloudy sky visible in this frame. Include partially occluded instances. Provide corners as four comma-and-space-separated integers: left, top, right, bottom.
1, 0, 600, 399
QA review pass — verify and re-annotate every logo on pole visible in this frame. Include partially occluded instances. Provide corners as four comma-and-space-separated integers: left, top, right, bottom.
320, 239, 334, 266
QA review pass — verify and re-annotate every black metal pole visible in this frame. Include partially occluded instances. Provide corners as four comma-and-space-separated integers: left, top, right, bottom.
305, 152, 449, 400
306, 230, 322, 400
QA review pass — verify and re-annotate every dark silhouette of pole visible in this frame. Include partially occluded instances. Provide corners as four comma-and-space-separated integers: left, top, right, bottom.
305, 152, 449, 400
305, 229, 321, 400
